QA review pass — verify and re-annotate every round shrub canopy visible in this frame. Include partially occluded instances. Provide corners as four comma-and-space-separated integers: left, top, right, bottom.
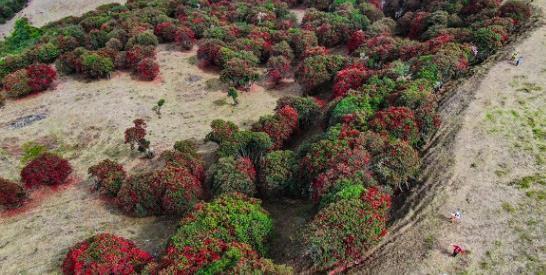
62, 233, 152, 274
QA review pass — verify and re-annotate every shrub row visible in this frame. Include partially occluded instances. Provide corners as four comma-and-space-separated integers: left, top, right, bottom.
88, 140, 205, 217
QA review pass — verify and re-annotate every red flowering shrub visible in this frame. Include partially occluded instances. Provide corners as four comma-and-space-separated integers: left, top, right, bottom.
62, 233, 152, 275
175, 26, 196, 51
316, 23, 343, 47
88, 159, 126, 196
148, 237, 290, 274
369, 107, 421, 147
353, 34, 400, 67
211, 156, 257, 197
305, 186, 390, 268
136, 58, 159, 81
123, 45, 155, 70
275, 96, 321, 129
295, 54, 347, 93
116, 164, 204, 217
302, 46, 328, 58
26, 64, 57, 92
21, 153, 72, 188
310, 147, 373, 202
332, 64, 371, 98
347, 30, 366, 53
3, 69, 32, 98
154, 21, 177, 42
253, 105, 299, 149
0, 178, 26, 208
266, 56, 291, 84
197, 39, 226, 67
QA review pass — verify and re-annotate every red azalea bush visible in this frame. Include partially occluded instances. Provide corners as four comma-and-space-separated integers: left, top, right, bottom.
305, 186, 390, 268
88, 159, 127, 196
148, 237, 291, 274
347, 30, 366, 53
295, 54, 347, 93
175, 26, 196, 51
136, 58, 159, 81
21, 153, 73, 188
219, 58, 259, 89
116, 165, 204, 217
252, 105, 299, 149
3, 64, 56, 98
332, 64, 371, 98
369, 106, 421, 147
266, 56, 291, 85
197, 39, 226, 67
26, 64, 57, 93
154, 21, 177, 42
0, 178, 26, 208
62, 233, 153, 275
3, 69, 31, 98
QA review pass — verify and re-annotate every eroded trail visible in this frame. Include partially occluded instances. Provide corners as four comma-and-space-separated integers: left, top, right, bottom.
359, 2, 546, 274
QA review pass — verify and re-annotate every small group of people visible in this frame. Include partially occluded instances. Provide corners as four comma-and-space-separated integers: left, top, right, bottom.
449, 209, 464, 257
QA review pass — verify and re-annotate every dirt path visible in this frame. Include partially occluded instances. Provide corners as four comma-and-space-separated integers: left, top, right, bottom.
0, 0, 126, 38
359, 2, 546, 274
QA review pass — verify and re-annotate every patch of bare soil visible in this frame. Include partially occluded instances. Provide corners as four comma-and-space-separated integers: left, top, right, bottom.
353, 2, 546, 274
0, 45, 300, 274
0, 0, 126, 38
263, 198, 315, 270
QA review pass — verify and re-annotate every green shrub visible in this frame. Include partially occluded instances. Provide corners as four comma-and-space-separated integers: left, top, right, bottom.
0, 18, 42, 58
81, 52, 114, 79
305, 187, 390, 268
211, 156, 257, 197
259, 150, 299, 197
126, 31, 159, 49
170, 193, 273, 255
36, 42, 61, 63
20, 142, 48, 165
319, 178, 365, 208
330, 94, 376, 125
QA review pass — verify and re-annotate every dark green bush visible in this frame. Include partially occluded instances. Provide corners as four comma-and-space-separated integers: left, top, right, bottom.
81, 52, 114, 79
259, 150, 299, 197
211, 156, 257, 197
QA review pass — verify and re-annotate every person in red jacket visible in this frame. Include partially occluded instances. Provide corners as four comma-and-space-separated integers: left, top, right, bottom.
451, 244, 464, 257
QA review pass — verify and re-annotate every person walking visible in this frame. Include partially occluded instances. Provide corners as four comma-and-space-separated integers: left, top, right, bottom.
451, 244, 464, 257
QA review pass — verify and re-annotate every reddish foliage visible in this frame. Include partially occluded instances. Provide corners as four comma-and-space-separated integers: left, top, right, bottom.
62, 233, 152, 275
21, 153, 72, 188
332, 64, 371, 98
369, 107, 420, 146
362, 186, 392, 211
125, 46, 156, 70
88, 159, 127, 196
175, 26, 196, 50
236, 157, 257, 183
311, 148, 372, 202
302, 46, 328, 58
253, 106, 299, 149
347, 30, 366, 53
197, 39, 226, 67
136, 58, 159, 81
25, 64, 57, 92
154, 22, 177, 42
0, 178, 26, 208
